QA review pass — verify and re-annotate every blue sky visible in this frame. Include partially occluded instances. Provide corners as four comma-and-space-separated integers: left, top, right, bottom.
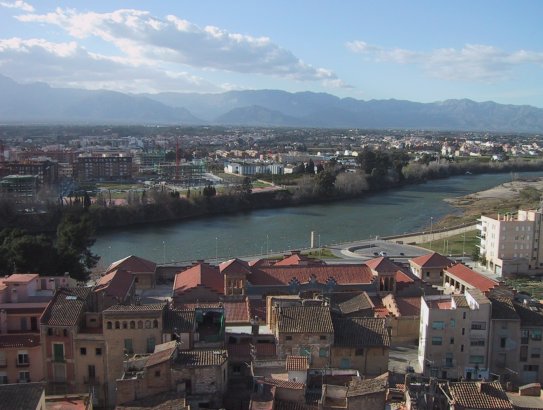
1, 1, 542, 107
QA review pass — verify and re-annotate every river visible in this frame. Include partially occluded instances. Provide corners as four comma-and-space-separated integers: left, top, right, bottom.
92, 172, 543, 267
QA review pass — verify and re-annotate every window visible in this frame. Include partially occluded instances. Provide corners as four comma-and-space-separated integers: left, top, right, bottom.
88, 365, 96, 380
431, 337, 442, 345
520, 345, 528, 362
138, 321, 143, 329
95, 348, 102, 356
300, 346, 311, 357
469, 355, 484, 364
462, 312, 466, 319
124, 339, 134, 354
147, 336, 156, 353
320, 335, 327, 340
461, 344, 464, 352
145, 320, 151, 329
80, 347, 87, 355
532, 348, 541, 359
106, 321, 112, 329
524, 364, 539, 372
153, 320, 159, 328
471, 322, 486, 330
17, 351, 29, 366
18, 371, 30, 383
521, 329, 529, 344
432, 321, 445, 330
63, 329, 68, 337
0, 352, 5, 367
130, 321, 135, 329
462, 328, 465, 335
47, 328, 53, 336
155, 370, 161, 377
354, 348, 364, 356
450, 319, 455, 328
470, 339, 485, 347
0, 373, 7, 384
450, 337, 454, 344
531, 329, 542, 341
53, 344, 64, 362
500, 337, 506, 348
122, 321, 128, 329
319, 348, 329, 357
115, 321, 120, 329
285, 336, 292, 341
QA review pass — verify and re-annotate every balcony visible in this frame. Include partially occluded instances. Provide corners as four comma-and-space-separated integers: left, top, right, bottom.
17, 379, 31, 383
442, 359, 457, 368
16, 359, 30, 368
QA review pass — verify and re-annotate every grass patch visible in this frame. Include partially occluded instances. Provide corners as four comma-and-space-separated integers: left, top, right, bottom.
418, 230, 479, 257
303, 248, 339, 259
505, 278, 543, 300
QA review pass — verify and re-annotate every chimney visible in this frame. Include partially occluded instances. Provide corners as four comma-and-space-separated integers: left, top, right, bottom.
251, 316, 259, 336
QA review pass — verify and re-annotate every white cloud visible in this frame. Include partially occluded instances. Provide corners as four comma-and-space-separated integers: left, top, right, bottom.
347, 40, 543, 82
16, 7, 343, 85
0, 37, 219, 93
0, 0, 34, 12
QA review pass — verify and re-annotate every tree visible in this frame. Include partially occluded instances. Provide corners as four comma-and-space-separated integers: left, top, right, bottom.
305, 159, 315, 174
56, 213, 99, 282
315, 170, 336, 196
203, 185, 217, 198
241, 177, 253, 197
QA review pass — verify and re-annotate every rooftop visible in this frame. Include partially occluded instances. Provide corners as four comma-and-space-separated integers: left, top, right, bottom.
277, 306, 333, 334
41, 287, 92, 327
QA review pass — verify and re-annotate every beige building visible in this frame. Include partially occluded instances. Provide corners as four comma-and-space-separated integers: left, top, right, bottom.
418, 289, 491, 380
478, 210, 543, 275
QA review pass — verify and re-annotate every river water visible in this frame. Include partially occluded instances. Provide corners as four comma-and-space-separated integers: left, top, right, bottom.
92, 172, 543, 267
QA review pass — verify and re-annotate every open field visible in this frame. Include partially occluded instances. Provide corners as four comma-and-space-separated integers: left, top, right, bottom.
417, 230, 479, 257
505, 278, 543, 300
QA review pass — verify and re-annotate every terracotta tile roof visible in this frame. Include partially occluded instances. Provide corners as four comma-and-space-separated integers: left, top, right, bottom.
261, 378, 305, 390
223, 298, 251, 323
249, 265, 373, 286
490, 298, 519, 320
445, 264, 499, 293
173, 263, 223, 295
175, 349, 227, 367
274, 400, 317, 410
3, 273, 39, 283
286, 356, 309, 371
513, 302, 543, 327
369, 296, 390, 318
94, 269, 134, 299
347, 374, 388, 397
278, 306, 333, 333
219, 258, 252, 275
163, 308, 195, 333
395, 270, 415, 284
106, 255, 156, 274
395, 297, 421, 317
115, 391, 188, 410
0, 334, 40, 348
104, 303, 165, 312
0, 382, 45, 410
274, 252, 324, 266
410, 252, 453, 268
365, 257, 402, 274
333, 317, 390, 347
41, 287, 91, 326
453, 295, 470, 308
447, 381, 514, 409
145, 342, 177, 368
336, 292, 374, 315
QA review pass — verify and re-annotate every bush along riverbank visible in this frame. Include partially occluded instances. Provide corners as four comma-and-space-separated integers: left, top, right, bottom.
2, 156, 543, 233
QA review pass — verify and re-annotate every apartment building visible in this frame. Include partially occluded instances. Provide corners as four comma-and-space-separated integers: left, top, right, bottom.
419, 289, 491, 380
479, 210, 543, 275
74, 154, 132, 182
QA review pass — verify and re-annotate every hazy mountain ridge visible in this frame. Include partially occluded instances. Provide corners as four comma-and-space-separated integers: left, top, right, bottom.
1, 74, 543, 132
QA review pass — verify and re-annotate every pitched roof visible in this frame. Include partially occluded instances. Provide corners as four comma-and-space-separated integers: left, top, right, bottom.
175, 349, 227, 367
0, 334, 40, 348
365, 257, 402, 274
445, 264, 499, 294
490, 298, 520, 320
261, 378, 305, 390
115, 391, 189, 410
347, 374, 388, 397
41, 287, 91, 326
145, 342, 177, 368
333, 317, 390, 347
336, 292, 374, 315
395, 297, 421, 317
163, 308, 195, 333
2, 273, 39, 283
0, 382, 45, 410
94, 269, 134, 299
106, 255, 156, 274
249, 265, 373, 286
223, 298, 251, 323
278, 306, 333, 333
447, 381, 514, 409
173, 263, 223, 295
513, 302, 543, 327
410, 252, 453, 268
286, 356, 309, 371
104, 303, 165, 312
274, 252, 324, 266
219, 258, 252, 275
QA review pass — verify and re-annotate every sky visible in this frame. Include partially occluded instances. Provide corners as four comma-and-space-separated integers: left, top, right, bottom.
1, 1, 542, 107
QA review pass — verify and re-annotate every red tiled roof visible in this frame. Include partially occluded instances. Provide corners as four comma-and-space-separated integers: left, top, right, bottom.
249, 299, 267, 321
227, 342, 276, 361
262, 378, 304, 390
249, 265, 373, 286
173, 263, 223, 295
0, 334, 40, 348
395, 297, 421, 317
94, 269, 134, 298
219, 258, 251, 275
445, 264, 499, 293
41, 287, 92, 326
106, 255, 156, 274
410, 252, 453, 269
3, 273, 39, 283
365, 257, 401, 274
145, 343, 176, 368
274, 252, 324, 266
223, 298, 251, 323
286, 356, 309, 371
448, 381, 513, 409
395, 270, 415, 284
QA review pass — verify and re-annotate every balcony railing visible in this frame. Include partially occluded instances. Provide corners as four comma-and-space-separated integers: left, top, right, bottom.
16, 359, 30, 367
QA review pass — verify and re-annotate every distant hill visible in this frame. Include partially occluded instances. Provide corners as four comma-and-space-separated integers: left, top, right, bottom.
1, 74, 543, 132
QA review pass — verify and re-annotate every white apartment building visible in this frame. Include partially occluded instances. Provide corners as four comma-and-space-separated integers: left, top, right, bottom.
418, 289, 491, 381
478, 210, 543, 275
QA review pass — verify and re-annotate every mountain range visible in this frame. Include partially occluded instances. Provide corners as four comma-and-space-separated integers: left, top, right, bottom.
1, 74, 542, 132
